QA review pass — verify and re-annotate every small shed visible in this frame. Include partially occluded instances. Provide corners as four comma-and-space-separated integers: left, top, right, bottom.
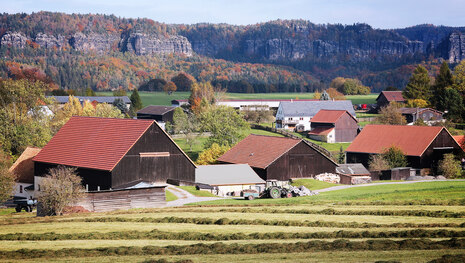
346, 125, 462, 174
308, 110, 359, 143
399, 108, 444, 123
137, 105, 177, 123
33, 116, 196, 191
218, 134, 338, 181
376, 91, 405, 109
336, 163, 371, 185
9, 147, 41, 199
195, 164, 265, 196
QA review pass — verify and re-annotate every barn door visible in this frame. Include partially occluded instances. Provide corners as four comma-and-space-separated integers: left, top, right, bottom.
289, 154, 313, 179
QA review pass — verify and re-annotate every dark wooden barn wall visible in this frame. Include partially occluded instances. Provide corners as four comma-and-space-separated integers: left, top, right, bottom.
346, 152, 421, 169
137, 110, 174, 123
112, 123, 195, 188
266, 141, 337, 181
376, 96, 389, 108
334, 113, 358, 143
34, 162, 112, 191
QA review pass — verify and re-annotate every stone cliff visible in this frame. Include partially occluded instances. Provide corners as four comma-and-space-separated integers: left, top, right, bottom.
447, 32, 465, 63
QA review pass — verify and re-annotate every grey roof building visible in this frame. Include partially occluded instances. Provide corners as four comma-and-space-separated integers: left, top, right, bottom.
278, 101, 356, 117
195, 164, 265, 186
336, 163, 370, 176
137, 106, 177, 122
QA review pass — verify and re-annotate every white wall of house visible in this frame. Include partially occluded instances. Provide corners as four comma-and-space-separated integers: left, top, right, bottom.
275, 104, 313, 130
14, 183, 35, 199
214, 184, 266, 197
217, 101, 280, 110
326, 129, 336, 143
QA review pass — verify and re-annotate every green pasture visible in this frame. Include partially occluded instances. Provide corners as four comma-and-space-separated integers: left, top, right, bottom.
96, 91, 378, 107
0, 180, 464, 262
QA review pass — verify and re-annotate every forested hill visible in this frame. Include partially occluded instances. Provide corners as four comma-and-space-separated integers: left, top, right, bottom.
1, 12, 464, 92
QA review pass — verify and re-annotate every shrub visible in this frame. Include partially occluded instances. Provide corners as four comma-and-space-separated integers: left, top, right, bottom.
382, 146, 408, 169
438, 154, 462, 178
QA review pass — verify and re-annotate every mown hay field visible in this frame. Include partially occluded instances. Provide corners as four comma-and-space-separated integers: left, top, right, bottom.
0, 181, 464, 262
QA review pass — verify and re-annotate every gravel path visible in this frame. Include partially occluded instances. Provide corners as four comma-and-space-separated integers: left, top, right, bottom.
315, 179, 464, 193
165, 185, 224, 207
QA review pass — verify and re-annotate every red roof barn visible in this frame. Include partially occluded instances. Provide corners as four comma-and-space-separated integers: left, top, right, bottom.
308, 110, 358, 143
376, 91, 405, 108
218, 134, 338, 181
346, 125, 462, 172
33, 116, 196, 191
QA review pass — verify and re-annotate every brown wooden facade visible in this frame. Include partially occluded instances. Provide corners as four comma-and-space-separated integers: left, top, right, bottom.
250, 141, 338, 181
346, 129, 462, 173
34, 122, 196, 191
310, 112, 358, 143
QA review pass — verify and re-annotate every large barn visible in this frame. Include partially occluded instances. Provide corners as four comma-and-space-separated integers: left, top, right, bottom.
346, 125, 462, 173
33, 117, 196, 191
218, 134, 338, 181
308, 110, 359, 143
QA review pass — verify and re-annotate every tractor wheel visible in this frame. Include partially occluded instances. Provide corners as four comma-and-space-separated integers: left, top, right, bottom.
15, 205, 21, 213
269, 186, 281, 199
247, 195, 255, 200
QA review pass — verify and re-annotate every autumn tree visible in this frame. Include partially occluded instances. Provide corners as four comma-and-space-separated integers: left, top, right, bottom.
196, 143, 231, 165
375, 103, 406, 125
242, 106, 274, 124
326, 88, 345, 100
172, 107, 199, 151
381, 146, 408, 169
189, 82, 215, 114
163, 81, 177, 95
403, 65, 431, 102
85, 88, 96, 96
199, 105, 250, 148
39, 166, 86, 216
171, 72, 195, 91
0, 151, 15, 204
330, 77, 370, 95
112, 88, 127, 96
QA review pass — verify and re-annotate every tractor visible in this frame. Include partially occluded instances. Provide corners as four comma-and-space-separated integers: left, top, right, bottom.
263, 180, 292, 199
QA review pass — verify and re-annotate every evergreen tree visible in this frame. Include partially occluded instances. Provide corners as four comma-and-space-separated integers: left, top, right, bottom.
130, 88, 143, 112
442, 88, 464, 122
112, 98, 128, 115
432, 61, 453, 111
403, 65, 431, 102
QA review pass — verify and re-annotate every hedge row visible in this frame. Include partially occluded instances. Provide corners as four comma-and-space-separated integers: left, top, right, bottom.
0, 238, 463, 259
1, 229, 464, 241
70, 216, 465, 229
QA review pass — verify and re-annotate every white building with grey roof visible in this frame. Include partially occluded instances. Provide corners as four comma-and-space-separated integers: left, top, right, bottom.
275, 100, 356, 131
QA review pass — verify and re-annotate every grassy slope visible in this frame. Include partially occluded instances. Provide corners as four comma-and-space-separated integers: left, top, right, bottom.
165, 190, 178, 202
178, 186, 218, 197
291, 179, 337, 190
0, 181, 464, 262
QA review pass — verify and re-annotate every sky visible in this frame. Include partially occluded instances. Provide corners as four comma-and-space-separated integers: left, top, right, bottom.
2, 0, 465, 29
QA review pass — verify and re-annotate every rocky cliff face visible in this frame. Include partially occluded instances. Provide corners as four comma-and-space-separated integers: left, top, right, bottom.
119, 32, 192, 56
448, 32, 465, 63
0, 31, 192, 56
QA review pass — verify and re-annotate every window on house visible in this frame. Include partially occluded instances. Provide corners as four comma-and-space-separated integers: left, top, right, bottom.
140, 152, 170, 157
19, 185, 23, 193
299, 117, 304, 120
289, 117, 293, 120
38, 184, 40, 191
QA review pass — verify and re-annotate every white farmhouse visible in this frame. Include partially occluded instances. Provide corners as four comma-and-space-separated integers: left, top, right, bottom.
275, 100, 356, 131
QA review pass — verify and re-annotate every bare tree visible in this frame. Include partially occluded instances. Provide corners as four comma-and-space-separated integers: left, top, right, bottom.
39, 166, 86, 216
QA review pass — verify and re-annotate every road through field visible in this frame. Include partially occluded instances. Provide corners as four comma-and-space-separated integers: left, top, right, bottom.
165, 185, 224, 207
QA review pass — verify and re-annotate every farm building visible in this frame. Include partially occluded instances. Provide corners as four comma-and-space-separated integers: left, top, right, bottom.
399, 108, 444, 124
336, 163, 371, 185
308, 110, 359, 143
375, 91, 405, 109
171, 99, 318, 111
33, 116, 196, 191
195, 164, 265, 197
218, 134, 338, 181
137, 105, 177, 130
275, 100, 356, 131
9, 147, 41, 199
346, 125, 462, 174
48, 96, 131, 109
453, 135, 465, 150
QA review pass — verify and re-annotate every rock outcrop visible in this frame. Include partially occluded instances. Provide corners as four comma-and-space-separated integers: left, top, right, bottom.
34, 33, 66, 49
69, 32, 120, 53
119, 32, 192, 56
0, 31, 29, 48
448, 32, 465, 63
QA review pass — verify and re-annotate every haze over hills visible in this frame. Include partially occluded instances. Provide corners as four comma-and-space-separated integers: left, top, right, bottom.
1, 12, 464, 92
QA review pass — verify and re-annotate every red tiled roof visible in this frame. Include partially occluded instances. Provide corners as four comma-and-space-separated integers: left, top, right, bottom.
308, 127, 334, 136
453, 135, 465, 150
310, 110, 356, 123
217, 134, 301, 169
346, 124, 445, 156
377, 91, 405, 102
33, 117, 154, 171
9, 147, 41, 184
